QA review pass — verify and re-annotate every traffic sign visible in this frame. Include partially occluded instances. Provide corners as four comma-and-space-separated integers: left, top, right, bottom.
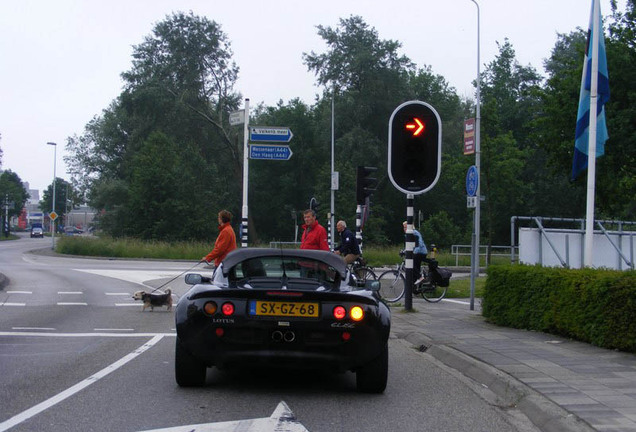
49, 211, 58, 221
229, 110, 245, 125
466, 165, 478, 197
249, 126, 293, 143
249, 145, 293, 160
464, 118, 475, 155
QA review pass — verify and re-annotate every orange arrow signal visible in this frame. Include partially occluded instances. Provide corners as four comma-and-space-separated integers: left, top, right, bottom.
405, 118, 425, 136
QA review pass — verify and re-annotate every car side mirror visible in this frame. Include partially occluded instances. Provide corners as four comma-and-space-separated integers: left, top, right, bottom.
184, 273, 203, 285
365, 280, 380, 292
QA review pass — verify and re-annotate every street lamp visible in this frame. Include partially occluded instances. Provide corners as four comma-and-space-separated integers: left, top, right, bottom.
47, 141, 57, 249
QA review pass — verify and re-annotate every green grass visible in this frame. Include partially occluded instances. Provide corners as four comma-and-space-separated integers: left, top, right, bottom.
444, 276, 486, 298
56, 236, 211, 260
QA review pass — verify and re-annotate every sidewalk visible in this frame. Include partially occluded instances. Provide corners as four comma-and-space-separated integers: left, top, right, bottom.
391, 298, 636, 432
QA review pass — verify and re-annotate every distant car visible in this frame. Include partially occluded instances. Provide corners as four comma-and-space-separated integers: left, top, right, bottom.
175, 248, 391, 393
30, 227, 44, 238
64, 226, 83, 236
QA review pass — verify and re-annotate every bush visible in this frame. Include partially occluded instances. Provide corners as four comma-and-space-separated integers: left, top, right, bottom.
483, 265, 636, 353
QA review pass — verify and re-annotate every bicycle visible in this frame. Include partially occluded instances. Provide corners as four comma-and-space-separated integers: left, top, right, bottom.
346, 256, 377, 286
377, 249, 449, 303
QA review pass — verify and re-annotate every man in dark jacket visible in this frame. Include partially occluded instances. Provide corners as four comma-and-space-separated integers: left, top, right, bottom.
334, 220, 360, 264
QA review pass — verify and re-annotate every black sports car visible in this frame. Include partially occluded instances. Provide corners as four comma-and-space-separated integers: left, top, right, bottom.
175, 248, 391, 393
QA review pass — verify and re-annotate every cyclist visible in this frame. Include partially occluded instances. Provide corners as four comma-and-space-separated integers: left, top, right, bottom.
403, 221, 428, 285
334, 220, 360, 264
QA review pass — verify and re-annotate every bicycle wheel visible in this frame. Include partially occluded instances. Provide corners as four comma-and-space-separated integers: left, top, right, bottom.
355, 266, 377, 283
420, 282, 447, 303
377, 270, 405, 303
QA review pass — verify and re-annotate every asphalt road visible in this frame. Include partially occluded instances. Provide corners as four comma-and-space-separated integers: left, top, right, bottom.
0, 236, 539, 432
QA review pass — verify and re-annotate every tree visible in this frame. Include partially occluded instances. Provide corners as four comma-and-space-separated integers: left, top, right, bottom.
302, 16, 466, 246
0, 170, 29, 219
39, 178, 78, 223
539, 1, 636, 219
66, 12, 243, 239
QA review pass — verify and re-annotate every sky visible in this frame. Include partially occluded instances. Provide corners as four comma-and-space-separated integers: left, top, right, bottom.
0, 0, 625, 195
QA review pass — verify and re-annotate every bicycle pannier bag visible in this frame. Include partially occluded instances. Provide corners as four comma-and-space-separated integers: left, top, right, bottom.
431, 267, 452, 287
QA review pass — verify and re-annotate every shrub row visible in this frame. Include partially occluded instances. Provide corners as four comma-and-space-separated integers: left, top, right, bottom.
482, 265, 636, 353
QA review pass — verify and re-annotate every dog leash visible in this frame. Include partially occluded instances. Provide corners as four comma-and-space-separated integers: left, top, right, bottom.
150, 260, 208, 294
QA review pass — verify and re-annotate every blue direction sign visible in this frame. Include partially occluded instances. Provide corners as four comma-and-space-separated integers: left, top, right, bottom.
466, 165, 478, 197
249, 126, 293, 143
250, 144, 293, 161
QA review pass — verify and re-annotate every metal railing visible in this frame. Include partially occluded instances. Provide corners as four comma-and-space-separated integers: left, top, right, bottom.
511, 216, 636, 269
451, 244, 517, 267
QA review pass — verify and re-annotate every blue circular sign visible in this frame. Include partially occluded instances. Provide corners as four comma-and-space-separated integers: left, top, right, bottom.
466, 165, 478, 197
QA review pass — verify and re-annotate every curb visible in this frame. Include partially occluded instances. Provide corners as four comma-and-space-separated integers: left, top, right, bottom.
398, 331, 595, 432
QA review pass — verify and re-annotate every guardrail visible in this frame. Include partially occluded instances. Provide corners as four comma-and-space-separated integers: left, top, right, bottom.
451, 244, 518, 266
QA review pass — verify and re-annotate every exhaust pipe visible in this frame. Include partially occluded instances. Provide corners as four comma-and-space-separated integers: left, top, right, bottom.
272, 331, 283, 342
283, 331, 296, 342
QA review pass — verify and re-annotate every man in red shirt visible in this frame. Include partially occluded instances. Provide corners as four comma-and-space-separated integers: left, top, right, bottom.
202, 210, 237, 266
300, 209, 329, 251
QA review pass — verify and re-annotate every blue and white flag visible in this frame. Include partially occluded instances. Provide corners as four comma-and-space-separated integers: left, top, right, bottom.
572, 0, 610, 180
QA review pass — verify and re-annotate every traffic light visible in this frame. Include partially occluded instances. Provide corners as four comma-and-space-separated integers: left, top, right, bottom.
388, 100, 442, 195
356, 166, 377, 205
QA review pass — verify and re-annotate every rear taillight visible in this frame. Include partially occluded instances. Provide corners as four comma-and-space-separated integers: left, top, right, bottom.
204, 301, 217, 315
333, 306, 346, 320
222, 302, 235, 316
350, 306, 364, 321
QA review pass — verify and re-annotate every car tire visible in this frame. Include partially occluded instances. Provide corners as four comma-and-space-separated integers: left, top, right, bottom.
356, 343, 388, 393
175, 338, 207, 387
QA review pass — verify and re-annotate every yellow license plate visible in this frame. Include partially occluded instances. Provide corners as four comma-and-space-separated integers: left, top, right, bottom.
249, 301, 319, 317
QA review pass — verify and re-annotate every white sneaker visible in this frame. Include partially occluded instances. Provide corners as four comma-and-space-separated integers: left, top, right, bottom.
415, 276, 426, 285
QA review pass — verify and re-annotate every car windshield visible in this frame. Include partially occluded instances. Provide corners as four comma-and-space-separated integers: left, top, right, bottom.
228, 256, 339, 291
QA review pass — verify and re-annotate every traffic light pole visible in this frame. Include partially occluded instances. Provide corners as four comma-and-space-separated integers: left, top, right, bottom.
404, 194, 415, 311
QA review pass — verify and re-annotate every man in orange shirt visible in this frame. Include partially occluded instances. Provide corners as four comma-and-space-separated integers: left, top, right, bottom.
202, 210, 237, 267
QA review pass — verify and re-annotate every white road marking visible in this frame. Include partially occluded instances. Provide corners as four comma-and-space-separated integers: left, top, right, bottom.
0, 335, 165, 432
0, 332, 175, 338
0, 303, 26, 307
105, 292, 130, 296
442, 298, 471, 305
6, 291, 32, 294
56, 302, 88, 306
115, 303, 142, 307
58, 291, 83, 295
139, 401, 309, 432
73, 269, 184, 289
12, 327, 56, 331
93, 328, 134, 332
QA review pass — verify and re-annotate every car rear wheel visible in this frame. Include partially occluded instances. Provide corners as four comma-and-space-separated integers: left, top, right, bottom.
175, 338, 207, 387
356, 343, 388, 393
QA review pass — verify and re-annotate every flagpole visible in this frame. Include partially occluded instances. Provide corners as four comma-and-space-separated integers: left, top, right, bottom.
584, 0, 600, 267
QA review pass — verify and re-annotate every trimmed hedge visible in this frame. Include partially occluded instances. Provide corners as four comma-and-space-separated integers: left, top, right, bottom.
483, 265, 636, 353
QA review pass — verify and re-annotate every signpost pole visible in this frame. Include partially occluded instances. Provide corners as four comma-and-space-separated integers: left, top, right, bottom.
470, 0, 482, 311
241, 99, 250, 247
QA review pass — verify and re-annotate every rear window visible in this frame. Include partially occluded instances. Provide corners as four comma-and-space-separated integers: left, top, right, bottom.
228, 256, 339, 290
